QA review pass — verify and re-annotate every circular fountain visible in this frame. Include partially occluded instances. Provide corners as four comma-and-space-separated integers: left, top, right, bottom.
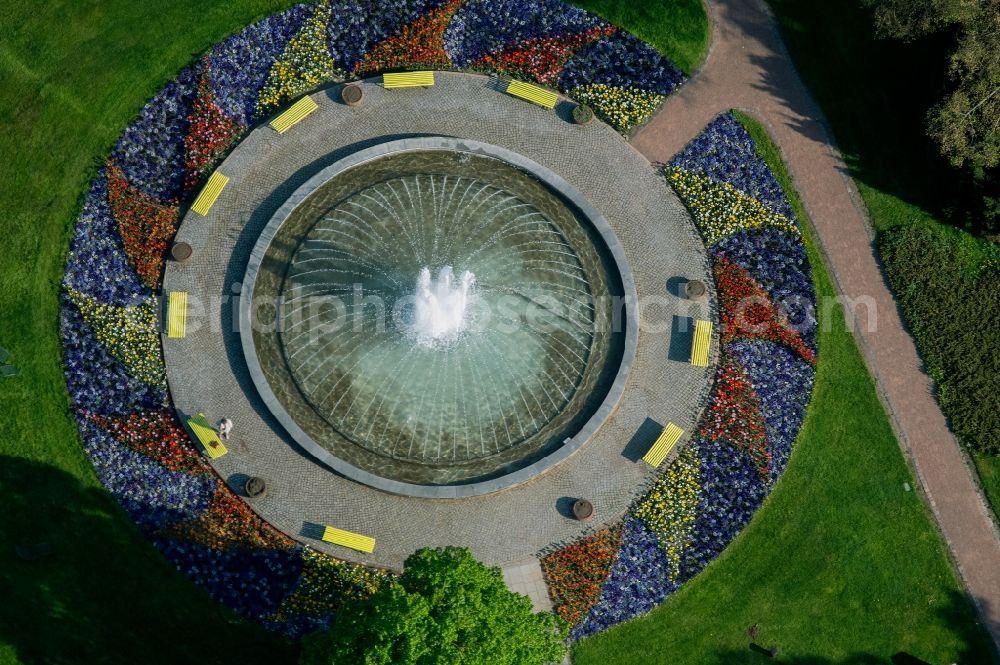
241, 138, 635, 497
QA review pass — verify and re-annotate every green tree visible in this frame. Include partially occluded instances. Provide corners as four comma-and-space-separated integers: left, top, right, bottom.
865, 0, 1000, 168
301, 547, 567, 665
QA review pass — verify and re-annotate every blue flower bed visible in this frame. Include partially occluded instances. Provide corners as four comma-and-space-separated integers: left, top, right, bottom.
111, 65, 200, 201
76, 418, 215, 530
64, 176, 149, 306
670, 113, 795, 220
208, 4, 312, 125
61, 297, 165, 416
711, 227, 817, 350
329, 0, 446, 70
572, 517, 678, 640
444, 0, 605, 66
728, 339, 815, 481
154, 538, 306, 623
560, 31, 685, 96
677, 437, 771, 577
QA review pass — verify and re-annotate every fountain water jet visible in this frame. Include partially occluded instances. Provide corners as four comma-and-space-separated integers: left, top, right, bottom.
413, 266, 475, 345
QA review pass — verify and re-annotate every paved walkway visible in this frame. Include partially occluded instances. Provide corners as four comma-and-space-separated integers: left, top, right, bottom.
501, 559, 552, 612
632, 0, 1000, 649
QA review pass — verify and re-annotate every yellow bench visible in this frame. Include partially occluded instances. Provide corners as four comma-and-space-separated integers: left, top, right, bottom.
166, 291, 188, 338
690, 319, 713, 367
187, 413, 228, 459
190, 171, 229, 216
270, 95, 318, 134
506, 80, 558, 109
321, 525, 376, 553
383, 71, 435, 88
642, 422, 684, 467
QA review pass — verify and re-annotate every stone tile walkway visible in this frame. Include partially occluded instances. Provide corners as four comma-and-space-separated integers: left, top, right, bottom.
632, 0, 1000, 649
501, 558, 553, 612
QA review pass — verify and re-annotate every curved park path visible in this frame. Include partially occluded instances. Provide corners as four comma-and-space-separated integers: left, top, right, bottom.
631, 0, 1000, 648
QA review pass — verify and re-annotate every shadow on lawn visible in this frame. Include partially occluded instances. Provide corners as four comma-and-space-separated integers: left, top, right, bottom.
705, 589, 997, 665
0, 455, 296, 665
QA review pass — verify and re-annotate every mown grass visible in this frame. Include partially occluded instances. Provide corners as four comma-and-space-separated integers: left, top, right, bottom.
766, 0, 1000, 530
571, 112, 997, 664
0, 1, 305, 663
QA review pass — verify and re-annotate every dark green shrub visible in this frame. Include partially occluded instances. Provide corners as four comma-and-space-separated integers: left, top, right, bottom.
879, 224, 1000, 453
301, 547, 567, 665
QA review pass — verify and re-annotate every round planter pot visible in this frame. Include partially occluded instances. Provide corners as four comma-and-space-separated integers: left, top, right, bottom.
685, 279, 706, 299
170, 241, 193, 262
342, 84, 363, 107
245, 476, 267, 498
572, 499, 594, 521
572, 106, 594, 125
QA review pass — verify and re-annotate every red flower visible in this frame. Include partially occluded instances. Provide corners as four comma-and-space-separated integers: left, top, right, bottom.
541, 525, 622, 625
106, 164, 179, 290
88, 409, 211, 475
698, 355, 772, 475
159, 481, 295, 551
183, 57, 244, 191
354, 0, 464, 75
714, 255, 816, 364
473, 26, 616, 84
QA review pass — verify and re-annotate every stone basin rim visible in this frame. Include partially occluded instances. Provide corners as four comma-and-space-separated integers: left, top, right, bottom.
238, 136, 640, 499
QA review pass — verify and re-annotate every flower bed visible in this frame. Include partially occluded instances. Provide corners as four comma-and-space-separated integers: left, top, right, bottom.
540, 112, 817, 637
569, 84, 665, 134
540, 525, 622, 626
60, 0, 685, 638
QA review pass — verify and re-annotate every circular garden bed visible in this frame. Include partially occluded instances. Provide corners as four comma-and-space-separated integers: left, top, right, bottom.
60, 0, 815, 642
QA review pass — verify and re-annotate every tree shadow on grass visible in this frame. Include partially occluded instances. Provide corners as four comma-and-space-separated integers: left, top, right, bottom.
0, 455, 297, 665
704, 589, 997, 665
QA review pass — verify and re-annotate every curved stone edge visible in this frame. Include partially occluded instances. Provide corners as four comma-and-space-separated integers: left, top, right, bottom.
239, 136, 640, 499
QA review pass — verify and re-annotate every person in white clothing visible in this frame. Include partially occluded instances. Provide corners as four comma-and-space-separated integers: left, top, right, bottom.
217, 417, 233, 441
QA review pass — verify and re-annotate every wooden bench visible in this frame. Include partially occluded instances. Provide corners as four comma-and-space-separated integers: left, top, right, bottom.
190, 171, 229, 216
187, 413, 228, 459
269, 95, 318, 134
321, 525, 376, 553
642, 422, 684, 467
166, 291, 188, 338
506, 80, 558, 109
690, 319, 713, 367
383, 71, 435, 88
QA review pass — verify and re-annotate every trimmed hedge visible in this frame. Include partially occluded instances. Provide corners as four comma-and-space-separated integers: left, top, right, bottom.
879, 223, 1000, 454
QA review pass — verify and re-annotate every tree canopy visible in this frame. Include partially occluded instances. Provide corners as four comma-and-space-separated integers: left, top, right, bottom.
865, 0, 1000, 169
301, 547, 567, 665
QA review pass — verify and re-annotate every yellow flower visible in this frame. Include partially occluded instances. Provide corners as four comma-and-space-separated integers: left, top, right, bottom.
69, 289, 165, 388
666, 168, 800, 245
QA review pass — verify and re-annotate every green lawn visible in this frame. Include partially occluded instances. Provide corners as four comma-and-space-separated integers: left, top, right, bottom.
974, 454, 1000, 520
0, 1, 305, 663
572, 113, 998, 664
765, 0, 1000, 531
